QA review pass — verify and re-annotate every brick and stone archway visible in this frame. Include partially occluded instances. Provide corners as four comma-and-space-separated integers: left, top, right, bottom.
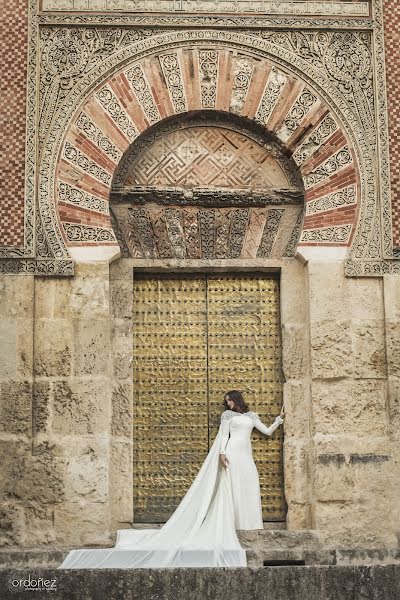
46, 37, 362, 263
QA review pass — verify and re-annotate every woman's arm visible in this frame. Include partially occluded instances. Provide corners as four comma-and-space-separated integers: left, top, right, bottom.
253, 414, 284, 436
219, 417, 231, 454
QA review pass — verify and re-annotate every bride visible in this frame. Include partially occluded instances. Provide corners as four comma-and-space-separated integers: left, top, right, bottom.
58, 390, 285, 569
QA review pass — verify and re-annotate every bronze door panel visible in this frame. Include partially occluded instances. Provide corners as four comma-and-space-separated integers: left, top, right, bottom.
133, 273, 285, 522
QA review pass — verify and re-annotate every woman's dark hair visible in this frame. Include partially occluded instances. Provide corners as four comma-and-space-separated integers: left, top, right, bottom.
223, 390, 249, 413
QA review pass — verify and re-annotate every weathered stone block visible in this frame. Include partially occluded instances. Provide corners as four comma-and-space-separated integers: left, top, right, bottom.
282, 325, 307, 380
315, 500, 396, 548
349, 277, 384, 321
111, 383, 133, 437
73, 319, 110, 376
110, 439, 133, 525
282, 381, 310, 437
110, 280, 133, 319
310, 321, 353, 379
41, 263, 110, 320
64, 263, 109, 319
32, 381, 51, 434
112, 319, 133, 380
286, 502, 312, 530
14, 443, 66, 505
383, 275, 400, 322
388, 376, 400, 430
280, 259, 307, 324
0, 440, 29, 498
0, 275, 34, 318
54, 502, 113, 546
0, 380, 31, 435
0, 502, 26, 546
24, 502, 56, 546
35, 319, 73, 377
52, 379, 111, 435
353, 322, 386, 379
314, 462, 353, 502
308, 261, 349, 322
0, 320, 16, 378
386, 322, 400, 377
282, 440, 312, 504
64, 439, 108, 503
16, 319, 33, 378
312, 380, 387, 435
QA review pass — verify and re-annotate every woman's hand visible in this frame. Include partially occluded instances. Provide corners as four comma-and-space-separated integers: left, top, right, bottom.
219, 454, 229, 469
280, 404, 285, 419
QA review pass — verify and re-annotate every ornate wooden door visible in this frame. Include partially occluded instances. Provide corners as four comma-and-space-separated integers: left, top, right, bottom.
132, 273, 286, 523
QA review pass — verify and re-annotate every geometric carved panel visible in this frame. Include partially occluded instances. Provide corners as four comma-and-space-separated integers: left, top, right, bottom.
111, 119, 304, 259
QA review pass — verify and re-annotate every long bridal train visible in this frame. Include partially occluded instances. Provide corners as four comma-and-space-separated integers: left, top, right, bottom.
58, 420, 246, 569
58, 411, 284, 569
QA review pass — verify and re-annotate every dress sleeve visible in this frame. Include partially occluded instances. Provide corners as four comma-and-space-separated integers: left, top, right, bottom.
253, 414, 284, 436
219, 415, 231, 454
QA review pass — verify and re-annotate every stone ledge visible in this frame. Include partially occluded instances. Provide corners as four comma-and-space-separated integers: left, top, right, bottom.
1, 566, 399, 600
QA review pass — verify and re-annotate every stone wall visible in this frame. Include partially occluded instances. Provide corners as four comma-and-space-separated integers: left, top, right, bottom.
1, 258, 399, 555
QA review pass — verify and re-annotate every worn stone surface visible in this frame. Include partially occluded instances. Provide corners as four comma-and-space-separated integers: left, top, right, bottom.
282, 325, 308, 380
0, 321, 17, 378
352, 321, 387, 379
73, 319, 111, 377
54, 502, 112, 546
386, 322, 400, 377
0, 380, 31, 435
35, 319, 73, 377
312, 379, 387, 436
2, 566, 400, 600
111, 383, 132, 437
52, 379, 111, 436
64, 439, 109, 504
111, 319, 133, 380
282, 440, 312, 504
110, 439, 133, 526
310, 320, 353, 379
282, 382, 310, 438
315, 500, 396, 548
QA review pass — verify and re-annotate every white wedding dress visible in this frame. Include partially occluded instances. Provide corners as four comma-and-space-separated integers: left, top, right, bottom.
58, 410, 284, 569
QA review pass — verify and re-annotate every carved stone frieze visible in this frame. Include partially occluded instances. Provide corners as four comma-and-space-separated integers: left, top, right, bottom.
3, 0, 398, 276
41, 0, 370, 17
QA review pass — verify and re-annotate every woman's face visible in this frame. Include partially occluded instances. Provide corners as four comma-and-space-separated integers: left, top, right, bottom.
225, 395, 235, 409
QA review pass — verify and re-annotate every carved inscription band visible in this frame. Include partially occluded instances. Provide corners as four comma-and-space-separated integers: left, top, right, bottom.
42, 1, 369, 17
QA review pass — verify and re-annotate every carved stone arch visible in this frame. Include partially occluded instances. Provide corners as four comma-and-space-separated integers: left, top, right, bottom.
40, 31, 370, 266
110, 111, 304, 260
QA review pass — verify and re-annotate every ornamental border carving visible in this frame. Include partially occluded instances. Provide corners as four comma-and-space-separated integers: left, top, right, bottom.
41, 0, 370, 18
1, 0, 398, 276
37, 30, 375, 271
38, 12, 373, 30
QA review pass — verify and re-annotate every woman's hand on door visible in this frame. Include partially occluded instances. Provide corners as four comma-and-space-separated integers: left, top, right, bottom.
219, 454, 229, 469
280, 404, 285, 419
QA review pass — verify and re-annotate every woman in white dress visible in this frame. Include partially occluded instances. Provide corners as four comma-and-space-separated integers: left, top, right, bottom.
58, 391, 285, 570
219, 390, 285, 530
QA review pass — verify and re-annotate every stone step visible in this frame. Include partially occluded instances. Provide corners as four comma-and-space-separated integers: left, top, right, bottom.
1, 566, 400, 600
237, 529, 324, 551
245, 548, 336, 567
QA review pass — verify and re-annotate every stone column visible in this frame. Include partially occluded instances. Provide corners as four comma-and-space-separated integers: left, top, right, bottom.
281, 259, 313, 530
109, 260, 133, 531
0, 275, 35, 546
34, 262, 113, 546
308, 260, 396, 549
